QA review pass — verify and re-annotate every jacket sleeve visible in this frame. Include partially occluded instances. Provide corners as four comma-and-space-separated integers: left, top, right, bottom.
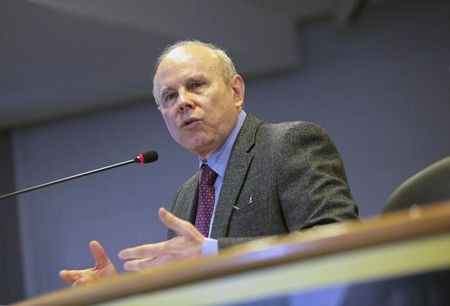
274, 122, 358, 231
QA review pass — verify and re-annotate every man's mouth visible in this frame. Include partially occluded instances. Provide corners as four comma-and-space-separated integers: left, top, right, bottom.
182, 118, 200, 128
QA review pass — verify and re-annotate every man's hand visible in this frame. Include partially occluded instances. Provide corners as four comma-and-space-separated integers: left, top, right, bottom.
59, 240, 117, 286
118, 207, 204, 271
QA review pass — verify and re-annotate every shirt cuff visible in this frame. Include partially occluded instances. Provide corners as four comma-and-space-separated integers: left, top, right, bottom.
201, 238, 219, 256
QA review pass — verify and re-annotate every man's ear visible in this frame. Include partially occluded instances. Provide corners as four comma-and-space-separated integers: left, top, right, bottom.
230, 75, 245, 108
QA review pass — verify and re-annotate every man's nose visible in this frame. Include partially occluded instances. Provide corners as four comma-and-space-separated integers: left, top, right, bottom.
177, 89, 195, 112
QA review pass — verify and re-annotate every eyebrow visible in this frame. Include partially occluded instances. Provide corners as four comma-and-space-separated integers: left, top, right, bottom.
158, 74, 209, 98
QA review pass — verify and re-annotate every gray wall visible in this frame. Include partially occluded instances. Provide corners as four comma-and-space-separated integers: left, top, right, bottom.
0, 131, 25, 303
5, 0, 450, 301
245, 0, 450, 217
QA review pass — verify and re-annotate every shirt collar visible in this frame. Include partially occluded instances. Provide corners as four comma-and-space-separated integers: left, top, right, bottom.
199, 110, 247, 178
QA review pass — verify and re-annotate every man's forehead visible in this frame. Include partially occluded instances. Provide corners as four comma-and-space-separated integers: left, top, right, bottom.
154, 47, 220, 88
155, 62, 212, 85
156, 46, 221, 79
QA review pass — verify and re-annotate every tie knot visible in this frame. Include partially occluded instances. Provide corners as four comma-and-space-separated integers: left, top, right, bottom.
200, 164, 217, 186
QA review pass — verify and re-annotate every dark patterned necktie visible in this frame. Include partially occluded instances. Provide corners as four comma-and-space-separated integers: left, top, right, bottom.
195, 164, 218, 237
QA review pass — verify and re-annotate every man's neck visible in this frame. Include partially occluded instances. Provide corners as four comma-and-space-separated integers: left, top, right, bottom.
198, 110, 247, 166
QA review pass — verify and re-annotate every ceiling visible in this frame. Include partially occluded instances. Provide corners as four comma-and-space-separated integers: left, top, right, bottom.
0, 0, 382, 129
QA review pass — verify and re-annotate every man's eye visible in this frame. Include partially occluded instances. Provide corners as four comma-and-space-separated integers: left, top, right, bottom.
164, 93, 177, 102
190, 81, 204, 89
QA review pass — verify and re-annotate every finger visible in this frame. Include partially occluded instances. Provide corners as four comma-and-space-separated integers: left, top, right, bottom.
118, 242, 165, 260
73, 279, 84, 287
89, 240, 111, 268
72, 276, 93, 287
123, 257, 157, 272
123, 256, 173, 271
59, 270, 82, 283
159, 207, 200, 238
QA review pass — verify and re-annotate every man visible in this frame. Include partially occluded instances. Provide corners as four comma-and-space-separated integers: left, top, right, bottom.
60, 40, 358, 286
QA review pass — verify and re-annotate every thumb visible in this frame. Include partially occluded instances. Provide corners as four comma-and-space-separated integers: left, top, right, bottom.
158, 207, 200, 238
89, 240, 111, 268
59, 270, 82, 283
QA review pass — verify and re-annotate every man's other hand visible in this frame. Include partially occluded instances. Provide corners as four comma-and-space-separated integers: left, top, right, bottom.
118, 207, 204, 271
59, 240, 117, 286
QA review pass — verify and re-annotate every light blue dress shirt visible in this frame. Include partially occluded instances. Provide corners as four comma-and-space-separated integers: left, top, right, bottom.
199, 110, 247, 255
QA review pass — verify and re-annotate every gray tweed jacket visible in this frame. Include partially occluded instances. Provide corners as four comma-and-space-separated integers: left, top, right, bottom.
169, 113, 358, 249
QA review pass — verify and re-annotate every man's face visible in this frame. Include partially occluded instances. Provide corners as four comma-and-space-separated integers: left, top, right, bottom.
153, 46, 244, 159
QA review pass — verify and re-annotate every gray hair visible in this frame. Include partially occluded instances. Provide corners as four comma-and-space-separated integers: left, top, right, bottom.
153, 40, 238, 85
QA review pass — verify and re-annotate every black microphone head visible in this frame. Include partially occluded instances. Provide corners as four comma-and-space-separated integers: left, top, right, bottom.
135, 151, 158, 164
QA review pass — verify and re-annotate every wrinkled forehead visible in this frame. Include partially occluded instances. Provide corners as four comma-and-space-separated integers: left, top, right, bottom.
153, 46, 222, 93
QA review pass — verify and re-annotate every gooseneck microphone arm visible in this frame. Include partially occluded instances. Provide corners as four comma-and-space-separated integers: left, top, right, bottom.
0, 150, 158, 200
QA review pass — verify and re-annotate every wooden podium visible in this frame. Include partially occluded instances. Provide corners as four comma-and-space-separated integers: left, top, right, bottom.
12, 201, 450, 306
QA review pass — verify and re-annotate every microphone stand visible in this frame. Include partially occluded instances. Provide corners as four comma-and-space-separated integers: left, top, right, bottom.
0, 159, 135, 200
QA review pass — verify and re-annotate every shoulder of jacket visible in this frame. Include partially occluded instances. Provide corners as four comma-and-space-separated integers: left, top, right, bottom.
257, 120, 325, 139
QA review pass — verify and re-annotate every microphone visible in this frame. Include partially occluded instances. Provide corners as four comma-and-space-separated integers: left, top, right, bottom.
0, 150, 158, 200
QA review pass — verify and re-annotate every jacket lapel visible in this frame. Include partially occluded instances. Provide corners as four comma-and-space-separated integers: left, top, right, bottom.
210, 114, 262, 238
